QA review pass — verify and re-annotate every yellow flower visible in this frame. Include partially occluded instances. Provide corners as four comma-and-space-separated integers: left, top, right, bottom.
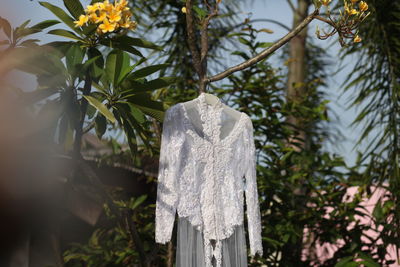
98, 18, 116, 33
85, 4, 98, 13
73, 14, 89, 27
95, 2, 105, 11
128, 21, 137, 30
345, 4, 359, 15
351, 0, 359, 3
350, 8, 359, 15
115, 0, 130, 11
120, 20, 131, 28
359, 1, 368, 12
353, 35, 362, 43
182, 7, 187, 13
119, 0, 129, 7
122, 10, 133, 18
104, 2, 114, 13
321, 0, 331, 6
89, 13, 99, 23
95, 11, 107, 23
108, 9, 122, 23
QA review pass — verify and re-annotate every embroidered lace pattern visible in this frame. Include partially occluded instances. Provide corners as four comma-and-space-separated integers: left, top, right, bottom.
155, 92, 263, 266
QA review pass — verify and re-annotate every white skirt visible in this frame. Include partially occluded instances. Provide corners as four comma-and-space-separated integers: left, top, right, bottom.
175, 216, 248, 267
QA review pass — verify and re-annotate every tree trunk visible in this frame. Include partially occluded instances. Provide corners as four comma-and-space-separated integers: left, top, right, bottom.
281, 0, 310, 264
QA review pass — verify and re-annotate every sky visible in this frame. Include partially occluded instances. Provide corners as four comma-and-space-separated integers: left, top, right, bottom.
1, 0, 371, 169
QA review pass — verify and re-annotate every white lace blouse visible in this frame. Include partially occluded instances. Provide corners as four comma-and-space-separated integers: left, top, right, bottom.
155, 92, 263, 266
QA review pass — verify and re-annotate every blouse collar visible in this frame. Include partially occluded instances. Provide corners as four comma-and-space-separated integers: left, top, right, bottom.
196, 92, 223, 111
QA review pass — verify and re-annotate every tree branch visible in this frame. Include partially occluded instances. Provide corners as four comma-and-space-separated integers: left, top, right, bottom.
206, 9, 320, 83
185, 0, 202, 76
73, 69, 92, 159
199, 2, 219, 92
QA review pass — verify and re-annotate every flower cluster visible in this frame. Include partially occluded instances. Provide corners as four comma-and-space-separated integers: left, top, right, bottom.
344, 0, 368, 17
343, 0, 369, 42
73, 0, 137, 34
316, 0, 370, 45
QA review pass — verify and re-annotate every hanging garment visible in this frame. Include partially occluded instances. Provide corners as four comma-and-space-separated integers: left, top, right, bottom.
155, 92, 263, 267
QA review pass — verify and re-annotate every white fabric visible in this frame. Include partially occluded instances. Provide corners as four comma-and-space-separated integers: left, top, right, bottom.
176, 216, 248, 266
155, 92, 263, 266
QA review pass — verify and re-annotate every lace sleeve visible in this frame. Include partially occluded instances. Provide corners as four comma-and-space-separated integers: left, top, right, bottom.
155, 106, 182, 244
244, 117, 263, 257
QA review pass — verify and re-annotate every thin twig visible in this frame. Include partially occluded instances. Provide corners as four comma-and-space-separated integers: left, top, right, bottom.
286, 0, 304, 17
314, 15, 336, 27
206, 9, 320, 83
286, 0, 296, 13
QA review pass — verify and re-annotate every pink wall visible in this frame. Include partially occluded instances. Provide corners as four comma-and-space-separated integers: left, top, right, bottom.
301, 185, 400, 266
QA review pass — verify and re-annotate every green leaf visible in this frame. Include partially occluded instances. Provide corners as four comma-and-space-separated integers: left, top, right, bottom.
259, 42, 273, 48
127, 103, 146, 124
38, 1, 82, 35
105, 40, 144, 57
122, 93, 165, 122
82, 24, 97, 35
19, 87, 58, 104
47, 29, 83, 41
95, 113, 107, 139
0, 17, 12, 38
105, 49, 131, 87
109, 35, 162, 50
117, 65, 136, 87
18, 19, 31, 30
87, 47, 104, 82
58, 114, 69, 145
121, 77, 176, 93
83, 95, 116, 123
238, 37, 250, 46
13, 20, 31, 39
8, 46, 67, 78
312, 0, 322, 9
357, 253, 380, 267
115, 106, 138, 159
14, 28, 42, 39
129, 64, 170, 79
372, 200, 383, 221
334, 256, 357, 267
30, 19, 60, 30
44, 41, 74, 57
193, 6, 207, 19
231, 51, 249, 60
65, 43, 85, 75
63, 0, 85, 20
130, 195, 147, 210
82, 55, 101, 70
